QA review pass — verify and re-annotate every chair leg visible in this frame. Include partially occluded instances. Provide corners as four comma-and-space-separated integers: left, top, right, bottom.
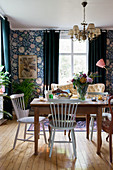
109, 134, 112, 163
90, 117, 94, 141
13, 123, 20, 149
38, 123, 40, 139
71, 129, 77, 158
49, 129, 55, 158
48, 125, 51, 142
24, 123, 27, 140
49, 128, 53, 147
68, 130, 71, 141
42, 122, 47, 144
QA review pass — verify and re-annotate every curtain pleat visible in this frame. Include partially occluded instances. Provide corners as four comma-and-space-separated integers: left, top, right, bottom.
88, 31, 107, 84
1, 17, 12, 116
44, 30, 59, 89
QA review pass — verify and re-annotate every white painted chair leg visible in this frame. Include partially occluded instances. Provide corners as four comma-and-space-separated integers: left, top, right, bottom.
24, 123, 27, 140
13, 123, 20, 149
49, 129, 55, 158
42, 122, 47, 144
71, 129, 77, 158
90, 117, 94, 141
49, 128, 53, 148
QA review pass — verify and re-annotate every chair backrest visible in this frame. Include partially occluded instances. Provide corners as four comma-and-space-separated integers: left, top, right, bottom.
10, 93, 28, 119
49, 99, 80, 128
87, 83, 105, 98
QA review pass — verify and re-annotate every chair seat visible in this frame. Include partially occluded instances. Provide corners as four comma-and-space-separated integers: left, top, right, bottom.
102, 119, 113, 133
18, 116, 46, 123
49, 120, 76, 130
90, 112, 111, 118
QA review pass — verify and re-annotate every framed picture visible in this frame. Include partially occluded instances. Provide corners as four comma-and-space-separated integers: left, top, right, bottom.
19, 55, 37, 79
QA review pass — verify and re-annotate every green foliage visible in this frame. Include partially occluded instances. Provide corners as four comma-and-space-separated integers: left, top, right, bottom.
0, 65, 10, 88
0, 110, 13, 120
12, 79, 37, 109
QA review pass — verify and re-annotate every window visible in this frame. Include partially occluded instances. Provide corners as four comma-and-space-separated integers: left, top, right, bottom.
59, 31, 88, 84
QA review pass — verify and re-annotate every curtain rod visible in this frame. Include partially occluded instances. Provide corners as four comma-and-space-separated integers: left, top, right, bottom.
0, 13, 5, 20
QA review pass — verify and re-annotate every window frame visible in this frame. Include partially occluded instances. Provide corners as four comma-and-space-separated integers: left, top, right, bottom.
59, 33, 88, 83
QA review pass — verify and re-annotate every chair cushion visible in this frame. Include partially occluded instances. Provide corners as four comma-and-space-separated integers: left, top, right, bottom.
18, 116, 46, 123
18, 117, 34, 123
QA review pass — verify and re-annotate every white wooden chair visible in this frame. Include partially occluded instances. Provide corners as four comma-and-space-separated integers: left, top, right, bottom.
10, 93, 47, 149
87, 91, 111, 141
48, 98, 80, 158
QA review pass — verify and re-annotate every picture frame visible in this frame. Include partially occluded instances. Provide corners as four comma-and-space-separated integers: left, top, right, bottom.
19, 55, 37, 79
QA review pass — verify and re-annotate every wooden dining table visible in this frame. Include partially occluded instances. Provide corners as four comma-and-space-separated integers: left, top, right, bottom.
30, 98, 109, 155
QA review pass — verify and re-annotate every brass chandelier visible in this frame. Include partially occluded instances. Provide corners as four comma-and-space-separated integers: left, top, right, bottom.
68, 1, 101, 41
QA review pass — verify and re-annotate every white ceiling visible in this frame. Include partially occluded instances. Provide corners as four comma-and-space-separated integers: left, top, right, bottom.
0, 0, 113, 30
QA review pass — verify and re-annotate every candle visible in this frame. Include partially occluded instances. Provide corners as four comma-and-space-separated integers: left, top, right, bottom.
45, 85, 46, 90
48, 85, 49, 91
41, 83, 43, 92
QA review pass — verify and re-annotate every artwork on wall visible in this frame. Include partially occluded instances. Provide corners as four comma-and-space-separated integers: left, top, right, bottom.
19, 55, 37, 79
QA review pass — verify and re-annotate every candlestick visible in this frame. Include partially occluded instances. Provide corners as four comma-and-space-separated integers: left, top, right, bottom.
48, 85, 49, 91
45, 85, 46, 90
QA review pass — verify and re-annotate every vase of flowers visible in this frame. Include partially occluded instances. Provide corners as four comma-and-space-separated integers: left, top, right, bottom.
72, 72, 96, 100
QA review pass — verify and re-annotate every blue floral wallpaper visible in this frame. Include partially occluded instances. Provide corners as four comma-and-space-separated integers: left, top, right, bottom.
106, 30, 113, 93
10, 30, 113, 94
10, 30, 44, 94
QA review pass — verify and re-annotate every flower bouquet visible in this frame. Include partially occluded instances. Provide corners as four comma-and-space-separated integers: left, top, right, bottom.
72, 72, 97, 100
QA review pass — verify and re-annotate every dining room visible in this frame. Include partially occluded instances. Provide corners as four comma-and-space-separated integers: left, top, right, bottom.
0, 0, 113, 169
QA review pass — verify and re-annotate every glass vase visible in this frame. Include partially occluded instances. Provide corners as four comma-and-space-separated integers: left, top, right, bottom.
77, 85, 88, 100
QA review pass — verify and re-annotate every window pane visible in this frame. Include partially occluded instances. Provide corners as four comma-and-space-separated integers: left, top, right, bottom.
59, 55, 71, 84
74, 55, 87, 74
59, 39, 71, 53
73, 41, 86, 53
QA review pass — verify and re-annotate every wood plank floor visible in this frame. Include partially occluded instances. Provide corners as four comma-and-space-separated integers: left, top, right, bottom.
0, 120, 113, 170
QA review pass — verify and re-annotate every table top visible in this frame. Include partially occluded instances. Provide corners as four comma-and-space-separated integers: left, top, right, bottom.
30, 98, 109, 107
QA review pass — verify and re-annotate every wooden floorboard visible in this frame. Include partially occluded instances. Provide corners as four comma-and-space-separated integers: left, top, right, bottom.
0, 120, 113, 170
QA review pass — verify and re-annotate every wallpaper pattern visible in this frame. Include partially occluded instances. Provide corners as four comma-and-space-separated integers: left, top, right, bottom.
10, 30, 113, 94
106, 30, 113, 94
10, 30, 44, 93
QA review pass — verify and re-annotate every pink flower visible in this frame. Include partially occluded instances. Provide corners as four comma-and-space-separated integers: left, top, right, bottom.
86, 77, 93, 83
72, 79, 74, 82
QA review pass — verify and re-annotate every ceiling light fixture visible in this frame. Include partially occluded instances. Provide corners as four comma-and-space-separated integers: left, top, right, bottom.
68, 1, 101, 41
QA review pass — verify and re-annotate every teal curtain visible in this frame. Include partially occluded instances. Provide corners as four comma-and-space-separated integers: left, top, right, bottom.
88, 31, 107, 84
44, 30, 59, 89
1, 17, 12, 116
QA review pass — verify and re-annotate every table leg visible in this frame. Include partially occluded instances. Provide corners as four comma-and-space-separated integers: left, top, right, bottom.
86, 114, 90, 139
34, 107, 39, 155
96, 107, 102, 155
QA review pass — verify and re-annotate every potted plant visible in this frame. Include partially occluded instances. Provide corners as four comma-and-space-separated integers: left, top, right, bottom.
12, 79, 37, 109
0, 65, 12, 122
0, 65, 10, 93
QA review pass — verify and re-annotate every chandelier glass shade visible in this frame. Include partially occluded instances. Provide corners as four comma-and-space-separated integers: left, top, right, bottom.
68, 1, 101, 41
